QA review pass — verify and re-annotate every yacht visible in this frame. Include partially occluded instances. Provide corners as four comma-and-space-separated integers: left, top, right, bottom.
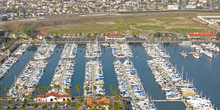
179, 41, 192, 46
192, 52, 200, 59
180, 51, 188, 58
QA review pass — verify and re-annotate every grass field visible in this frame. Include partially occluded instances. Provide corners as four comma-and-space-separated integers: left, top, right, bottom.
47, 16, 215, 35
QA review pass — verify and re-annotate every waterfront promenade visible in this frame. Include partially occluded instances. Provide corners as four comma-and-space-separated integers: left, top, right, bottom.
16, 39, 220, 45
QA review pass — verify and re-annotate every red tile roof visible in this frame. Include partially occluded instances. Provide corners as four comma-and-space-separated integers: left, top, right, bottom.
107, 34, 124, 38
189, 33, 216, 37
37, 92, 71, 98
37, 33, 47, 37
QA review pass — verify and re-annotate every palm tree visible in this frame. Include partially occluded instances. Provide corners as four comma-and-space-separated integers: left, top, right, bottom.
0, 105, 3, 109
4, 86, 9, 93
7, 100, 12, 105
42, 104, 48, 109
110, 85, 114, 96
56, 85, 61, 93
75, 84, 81, 96
66, 100, 71, 107
75, 103, 81, 109
15, 86, 18, 90
24, 85, 27, 90
37, 88, 42, 95
49, 86, 52, 91
68, 89, 72, 93
102, 86, 105, 91
85, 86, 89, 92
20, 104, 25, 110
93, 86, 97, 95
33, 84, 37, 88
45, 86, 49, 93
33, 104, 38, 109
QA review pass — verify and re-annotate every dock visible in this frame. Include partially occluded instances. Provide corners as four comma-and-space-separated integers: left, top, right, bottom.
153, 100, 190, 109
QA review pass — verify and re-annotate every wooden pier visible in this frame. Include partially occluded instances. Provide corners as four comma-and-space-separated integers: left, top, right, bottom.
152, 99, 191, 109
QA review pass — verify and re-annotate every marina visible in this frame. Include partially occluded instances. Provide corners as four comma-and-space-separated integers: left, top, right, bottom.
83, 60, 105, 97
7, 43, 56, 97
8, 60, 48, 97
114, 59, 156, 110
0, 44, 220, 109
0, 44, 30, 79
33, 43, 56, 60
50, 58, 75, 94
85, 41, 101, 59
111, 43, 133, 58
61, 42, 77, 59
145, 42, 215, 109
143, 43, 170, 58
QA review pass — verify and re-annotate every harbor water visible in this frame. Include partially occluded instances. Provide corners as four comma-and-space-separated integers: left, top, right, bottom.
0, 44, 220, 109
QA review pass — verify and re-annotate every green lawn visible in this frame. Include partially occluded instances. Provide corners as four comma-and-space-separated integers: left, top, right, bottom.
136, 25, 166, 31
169, 28, 205, 33
48, 17, 215, 34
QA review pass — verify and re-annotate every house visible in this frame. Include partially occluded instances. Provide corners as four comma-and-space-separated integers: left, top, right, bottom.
86, 97, 110, 108
186, 5, 196, 9
37, 33, 48, 40
37, 92, 71, 102
188, 32, 216, 40
105, 33, 125, 41
167, 5, 179, 10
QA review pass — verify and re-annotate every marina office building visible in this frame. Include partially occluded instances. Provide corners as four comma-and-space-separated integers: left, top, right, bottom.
187, 32, 217, 40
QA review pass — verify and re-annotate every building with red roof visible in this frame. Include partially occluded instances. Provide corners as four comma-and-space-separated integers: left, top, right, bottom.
37, 33, 48, 40
105, 33, 125, 41
188, 32, 216, 40
36, 92, 71, 102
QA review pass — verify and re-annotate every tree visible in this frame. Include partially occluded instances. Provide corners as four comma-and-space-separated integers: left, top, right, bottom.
75, 84, 81, 96
54, 103, 59, 109
15, 86, 18, 90
24, 86, 27, 90
102, 86, 105, 91
217, 32, 220, 39
1, 16, 7, 21
0, 105, 3, 109
114, 90, 119, 101
85, 86, 89, 92
4, 86, 9, 93
42, 104, 48, 109
33, 104, 39, 109
20, 104, 25, 110
7, 100, 12, 105
93, 86, 97, 91
110, 85, 114, 96
37, 88, 42, 95
75, 103, 81, 109
22, 100, 27, 105
66, 100, 71, 107
56, 85, 61, 93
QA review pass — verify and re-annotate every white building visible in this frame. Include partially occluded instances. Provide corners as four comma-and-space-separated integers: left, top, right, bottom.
167, 5, 179, 10
105, 33, 126, 41
186, 5, 196, 9
37, 93, 71, 102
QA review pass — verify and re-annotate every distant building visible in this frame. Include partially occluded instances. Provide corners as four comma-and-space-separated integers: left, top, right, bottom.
37, 33, 48, 40
37, 93, 71, 102
188, 32, 216, 40
105, 33, 125, 41
186, 5, 196, 9
167, 5, 179, 10
86, 97, 110, 108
